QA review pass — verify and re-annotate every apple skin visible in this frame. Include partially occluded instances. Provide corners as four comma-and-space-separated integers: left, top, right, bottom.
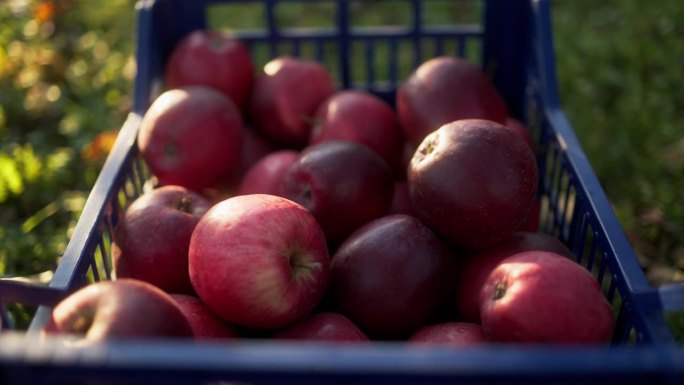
505, 117, 534, 151
165, 30, 254, 111
170, 294, 241, 340
455, 232, 573, 323
310, 90, 404, 176
272, 312, 369, 343
189, 194, 330, 330
249, 57, 336, 148
138, 86, 244, 192
329, 214, 458, 340
408, 322, 488, 346
44, 279, 192, 341
397, 56, 508, 147
281, 141, 395, 243
408, 119, 539, 250
479, 251, 614, 344
236, 150, 299, 196
112, 185, 211, 294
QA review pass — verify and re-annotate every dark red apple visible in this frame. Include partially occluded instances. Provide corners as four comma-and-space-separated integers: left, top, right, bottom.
170, 294, 241, 340
281, 141, 395, 243
310, 90, 403, 176
138, 86, 244, 192
330, 214, 458, 340
505, 117, 534, 151
113, 185, 211, 294
236, 150, 299, 196
408, 119, 538, 250
388, 181, 415, 216
44, 279, 192, 341
189, 194, 329, 330
397, 56, 508, 147
273, 312, 368, 342
408, 322, 488, 346
165, 30, 254, 111
249, 57, 336, 148
456, 232, 573, 323
480, 251, 614, 344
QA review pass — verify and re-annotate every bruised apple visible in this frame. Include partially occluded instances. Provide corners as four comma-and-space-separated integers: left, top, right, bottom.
408, 119, 538, 250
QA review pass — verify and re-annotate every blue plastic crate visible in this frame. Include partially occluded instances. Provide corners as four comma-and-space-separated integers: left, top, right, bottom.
1, 0, 683, 384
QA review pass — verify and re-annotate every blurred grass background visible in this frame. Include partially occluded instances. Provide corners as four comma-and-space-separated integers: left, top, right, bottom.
0, 0, 682, 331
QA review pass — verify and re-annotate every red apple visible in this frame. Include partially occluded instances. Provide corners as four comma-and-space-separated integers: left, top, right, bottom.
165, 30, 254, 111
273, 312, 368, 343
249, 57, 336, 148
408, 119, 538, 250
409, 322, 488, 346
236, 150, 299, 196
170, 294, 241, 340
397, 56, 508, 147
456, 232, 573, 323
281, 141, 394, 243
113, 185, 211, 294
44, 279, 192, 341
189, 194, 330, 330
138, 86, 244, 191
310, 90, 404, 176
330, 214, 458, 340
480, 251, 614, 344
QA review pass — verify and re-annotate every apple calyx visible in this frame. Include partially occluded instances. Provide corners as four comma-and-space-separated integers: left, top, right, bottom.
175, 195, 194, 214
494, 283, 507, 300
163, 143, 178, 158
69, 309, 95, 335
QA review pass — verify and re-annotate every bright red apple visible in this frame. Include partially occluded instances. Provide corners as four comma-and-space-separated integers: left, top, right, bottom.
281, 141, 394, 243
479, 251, 614, 344
170, 294, 241, 340
236, 150, 299, 196
310, 90, 404, 176
330, 214, 458, 340
249, 57, 336, 148
138, 86, 244, 192
44, 279, 192, 341
455, 232, 573, 323
273, 312, 369, 342
189, 194, 330, 330
165, 30, 254, 111
113, 185, 211, 294
408, 119, 538, 250
408, 322, 488, 346
397, 56, 508, 147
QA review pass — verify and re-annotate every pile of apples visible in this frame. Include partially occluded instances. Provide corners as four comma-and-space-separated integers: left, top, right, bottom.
45, 30, 615, 346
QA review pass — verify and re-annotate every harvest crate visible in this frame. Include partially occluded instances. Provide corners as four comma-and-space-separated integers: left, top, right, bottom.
1, 0, 683, 384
